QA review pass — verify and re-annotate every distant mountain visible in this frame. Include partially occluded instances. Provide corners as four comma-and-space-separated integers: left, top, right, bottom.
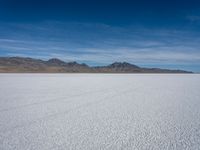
94, 62, 192, 73
0, 57, 91, 73
0, 57, 192, 73
94, 62, 141, 73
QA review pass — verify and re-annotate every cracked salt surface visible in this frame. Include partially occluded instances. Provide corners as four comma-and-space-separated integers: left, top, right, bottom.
0, 74, 200, 150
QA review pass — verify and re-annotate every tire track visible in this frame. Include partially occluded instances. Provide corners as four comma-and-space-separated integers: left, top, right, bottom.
0, 87, 115, 113
0, 88, 133, 135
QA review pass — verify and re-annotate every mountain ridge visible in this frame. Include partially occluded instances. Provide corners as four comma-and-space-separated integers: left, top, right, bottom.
0, 57, 193, 73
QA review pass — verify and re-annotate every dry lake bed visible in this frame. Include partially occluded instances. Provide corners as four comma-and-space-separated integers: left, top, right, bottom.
0, 74, 200, 150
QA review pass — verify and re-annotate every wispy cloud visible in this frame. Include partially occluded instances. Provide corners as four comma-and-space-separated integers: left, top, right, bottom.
0, 21, 200, 71
186, 15, 200, 22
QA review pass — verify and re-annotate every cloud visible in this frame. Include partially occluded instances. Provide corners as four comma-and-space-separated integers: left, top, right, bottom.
0, 21, 200, 70
6, 46, 199, 66
186, 15, 200, 22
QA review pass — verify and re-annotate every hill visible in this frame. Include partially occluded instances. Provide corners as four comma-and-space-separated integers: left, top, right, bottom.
0, 57, 192, 73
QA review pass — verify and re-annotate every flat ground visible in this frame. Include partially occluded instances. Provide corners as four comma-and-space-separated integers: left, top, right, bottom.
0, 74, 200, 150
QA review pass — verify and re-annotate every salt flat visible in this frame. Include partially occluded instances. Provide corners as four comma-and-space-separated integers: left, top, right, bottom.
0, 74, 200, 150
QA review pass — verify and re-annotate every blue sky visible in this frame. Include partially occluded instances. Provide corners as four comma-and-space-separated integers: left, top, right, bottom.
0, 0, 200, 72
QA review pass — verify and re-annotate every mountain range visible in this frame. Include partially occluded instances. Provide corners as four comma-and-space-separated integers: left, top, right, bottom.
0, 57, 192, 73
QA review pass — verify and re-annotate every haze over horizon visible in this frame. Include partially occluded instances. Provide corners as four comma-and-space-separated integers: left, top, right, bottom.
0, 0, 200, 72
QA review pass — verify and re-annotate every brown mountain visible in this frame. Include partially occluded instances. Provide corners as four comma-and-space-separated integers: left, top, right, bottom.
0, 57, 91, 73
0, 57, 192, 73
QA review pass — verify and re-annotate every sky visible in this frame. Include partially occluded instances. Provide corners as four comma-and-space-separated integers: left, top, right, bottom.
0, 0, 200, 72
